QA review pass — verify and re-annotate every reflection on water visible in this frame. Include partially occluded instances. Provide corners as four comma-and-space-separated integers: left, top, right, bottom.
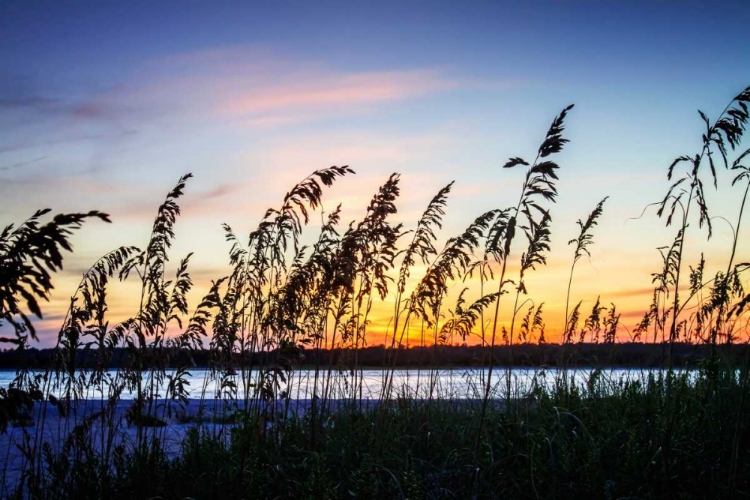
0, 367, 693, 400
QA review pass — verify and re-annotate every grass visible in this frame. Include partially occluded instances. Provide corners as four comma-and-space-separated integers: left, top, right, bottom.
0, 85, 749, 498
12, 366, 750, 499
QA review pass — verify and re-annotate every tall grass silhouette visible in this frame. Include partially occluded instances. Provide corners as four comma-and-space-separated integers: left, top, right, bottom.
0, 86, 749, 498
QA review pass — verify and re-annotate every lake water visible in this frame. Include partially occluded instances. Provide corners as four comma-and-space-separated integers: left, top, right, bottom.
0, 367, 684, 400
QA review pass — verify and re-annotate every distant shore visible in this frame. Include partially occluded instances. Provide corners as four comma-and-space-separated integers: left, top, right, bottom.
0, 342, 747, 370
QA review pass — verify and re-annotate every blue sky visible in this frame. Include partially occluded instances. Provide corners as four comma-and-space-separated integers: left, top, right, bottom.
2, 0, 749, 344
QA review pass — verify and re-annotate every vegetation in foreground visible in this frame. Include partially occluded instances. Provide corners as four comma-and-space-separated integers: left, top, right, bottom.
0, 85, 749, 498
6, 366, 747, 500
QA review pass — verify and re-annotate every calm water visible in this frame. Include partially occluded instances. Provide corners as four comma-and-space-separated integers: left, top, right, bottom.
0, 367, 685, 400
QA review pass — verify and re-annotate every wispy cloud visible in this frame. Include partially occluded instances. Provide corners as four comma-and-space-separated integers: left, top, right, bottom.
0, 47, 469, 181
66, 47, 464, 130
0, 155, 46, 172
215, 68, 458, 121
606, 287, 655, 300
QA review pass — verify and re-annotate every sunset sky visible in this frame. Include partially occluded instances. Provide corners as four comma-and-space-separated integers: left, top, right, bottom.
2, 1, 749, 346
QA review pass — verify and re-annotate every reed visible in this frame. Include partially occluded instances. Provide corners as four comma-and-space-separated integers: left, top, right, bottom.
0, 87, 749, 499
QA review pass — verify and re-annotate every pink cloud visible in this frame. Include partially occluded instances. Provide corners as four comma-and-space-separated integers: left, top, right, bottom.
65, 48, 463, 131
216, 69, 459, 118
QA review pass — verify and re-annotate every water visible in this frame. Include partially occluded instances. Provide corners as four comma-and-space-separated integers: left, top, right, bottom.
0, 367, 683, 401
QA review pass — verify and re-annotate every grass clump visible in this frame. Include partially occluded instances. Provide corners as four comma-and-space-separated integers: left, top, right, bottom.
12, 366, 748, 499
0, 85, 750, 499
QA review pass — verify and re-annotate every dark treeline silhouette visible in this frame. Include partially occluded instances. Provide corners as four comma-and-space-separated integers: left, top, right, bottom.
1, 342, 746, 370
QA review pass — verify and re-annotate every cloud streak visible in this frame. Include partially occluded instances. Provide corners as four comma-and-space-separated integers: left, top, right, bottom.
0, 155, 46, 172
65, 47, 463, 131
215, 68, 458, 121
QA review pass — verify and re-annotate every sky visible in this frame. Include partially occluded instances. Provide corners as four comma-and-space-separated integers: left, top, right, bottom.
1, 0, 749, 347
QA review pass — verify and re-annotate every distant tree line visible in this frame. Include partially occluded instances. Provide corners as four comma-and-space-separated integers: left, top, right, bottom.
0, 342, 746, 370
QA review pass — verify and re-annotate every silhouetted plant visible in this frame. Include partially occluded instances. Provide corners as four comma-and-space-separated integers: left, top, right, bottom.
0, 209, 109, 444
3, 87, 750, 500
580, 296, 605, 343
476, 103, 574, 456
657, 86, 750, 355
0, 209, 110, 346
563, 197, 608, 340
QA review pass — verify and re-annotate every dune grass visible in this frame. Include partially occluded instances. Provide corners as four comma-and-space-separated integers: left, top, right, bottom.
0, 86, 749, 498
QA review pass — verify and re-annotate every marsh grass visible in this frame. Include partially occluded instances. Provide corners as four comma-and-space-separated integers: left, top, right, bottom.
0, 87, 749, 498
